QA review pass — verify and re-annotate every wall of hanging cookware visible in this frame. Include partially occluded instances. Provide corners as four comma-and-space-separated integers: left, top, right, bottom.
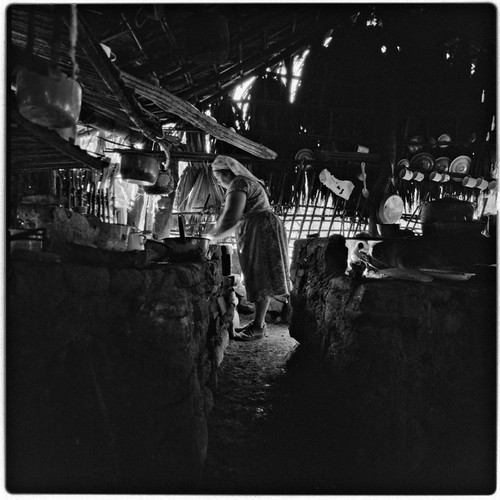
396, 134, 496, 191
51, 163, 120, 223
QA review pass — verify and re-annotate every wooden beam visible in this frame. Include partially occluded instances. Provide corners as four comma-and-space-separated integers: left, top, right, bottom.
104, 148, 380, 166
121, 72, 278, 159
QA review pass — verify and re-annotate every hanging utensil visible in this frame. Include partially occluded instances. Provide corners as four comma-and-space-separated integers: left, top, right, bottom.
361, 161, 369, 198
202, 194, 211, 212
108, 163, 119, 223
327, 195, 341, 235
178, 214, 186, 243
99, 166, 111, 222
348, 193, 363, 237
378, 161, 404, 225
340, 199, 347, 235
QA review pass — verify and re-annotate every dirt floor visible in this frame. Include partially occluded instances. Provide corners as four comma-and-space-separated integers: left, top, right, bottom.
199, 316, 362, 495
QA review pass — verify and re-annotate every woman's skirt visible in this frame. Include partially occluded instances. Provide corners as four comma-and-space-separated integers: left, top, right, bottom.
236, 210, 291, 303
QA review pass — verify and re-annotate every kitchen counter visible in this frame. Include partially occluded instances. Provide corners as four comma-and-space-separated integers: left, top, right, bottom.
7, 256, 233, 493
289, 235, 496, 493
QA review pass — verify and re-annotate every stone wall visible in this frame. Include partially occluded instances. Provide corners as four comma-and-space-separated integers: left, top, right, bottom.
289, 236, 496, 493
7, 259, 232, 493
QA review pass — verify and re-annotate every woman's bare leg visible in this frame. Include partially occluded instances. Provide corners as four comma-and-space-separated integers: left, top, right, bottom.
253, 297, 271, 328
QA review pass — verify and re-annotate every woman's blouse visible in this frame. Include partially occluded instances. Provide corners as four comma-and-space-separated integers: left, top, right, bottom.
226, 175, 271, 217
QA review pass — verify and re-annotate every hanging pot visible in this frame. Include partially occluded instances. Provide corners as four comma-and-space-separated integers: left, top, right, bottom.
16, 66, 82, 129
120, 153, 160, 186
144, 168, 175, 195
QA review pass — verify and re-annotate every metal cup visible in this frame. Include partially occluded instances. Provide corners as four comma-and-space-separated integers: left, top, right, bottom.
462, 176, 477, 188
429, 172, 443, 182
399, 168, 413, 181
412, 171, 424, 182
127, 232, 147, 251
475, 178, 489, 190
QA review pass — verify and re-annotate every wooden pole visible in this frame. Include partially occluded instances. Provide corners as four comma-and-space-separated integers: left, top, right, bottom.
121, 72, 278, 159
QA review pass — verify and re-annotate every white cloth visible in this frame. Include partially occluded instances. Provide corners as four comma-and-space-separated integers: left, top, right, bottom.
212, 155, 265, 186
319, 169, 354, 200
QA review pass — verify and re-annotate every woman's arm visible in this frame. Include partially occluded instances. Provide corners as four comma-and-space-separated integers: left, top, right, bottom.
207, 190, 246, 241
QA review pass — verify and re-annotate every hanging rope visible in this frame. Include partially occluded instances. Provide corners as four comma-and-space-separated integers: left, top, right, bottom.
50, 8, 63, 70
69, 5, 79, 81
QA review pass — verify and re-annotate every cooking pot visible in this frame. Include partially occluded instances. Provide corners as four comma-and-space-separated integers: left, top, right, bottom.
96, 223, 131, 251
421, 198, 475, 225
161, 237, 211, 262
16, 66, 82, 129
144, 235, 211, 262
120, 153, 160, 186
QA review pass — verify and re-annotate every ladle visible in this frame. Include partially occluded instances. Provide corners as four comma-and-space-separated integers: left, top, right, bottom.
361, 162, 369, 198
178, 214, 186, 244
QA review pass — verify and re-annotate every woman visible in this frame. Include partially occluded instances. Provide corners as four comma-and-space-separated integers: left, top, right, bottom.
207, 155, 291, 341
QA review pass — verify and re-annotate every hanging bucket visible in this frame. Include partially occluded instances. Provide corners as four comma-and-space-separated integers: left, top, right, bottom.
120, 153, 160, 186
16, 66, 82, 129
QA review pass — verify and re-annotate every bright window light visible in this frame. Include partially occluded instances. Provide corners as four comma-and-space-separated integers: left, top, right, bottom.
232, 76, 257, 101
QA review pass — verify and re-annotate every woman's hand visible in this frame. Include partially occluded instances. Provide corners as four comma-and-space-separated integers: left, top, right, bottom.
208, 190, 246, 241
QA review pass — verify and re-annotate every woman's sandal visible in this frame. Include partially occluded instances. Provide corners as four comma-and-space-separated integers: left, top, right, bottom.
233, 322, 267, 341
235, 321, 253, 333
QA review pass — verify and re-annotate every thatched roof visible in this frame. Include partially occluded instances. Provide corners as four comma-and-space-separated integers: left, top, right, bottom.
7, 3, 496, 198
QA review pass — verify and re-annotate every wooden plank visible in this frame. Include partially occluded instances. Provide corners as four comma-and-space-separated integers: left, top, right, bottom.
121, 72, 278, 160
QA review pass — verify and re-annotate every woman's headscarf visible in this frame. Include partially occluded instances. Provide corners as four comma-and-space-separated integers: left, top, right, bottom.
212, 155, 265, 186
